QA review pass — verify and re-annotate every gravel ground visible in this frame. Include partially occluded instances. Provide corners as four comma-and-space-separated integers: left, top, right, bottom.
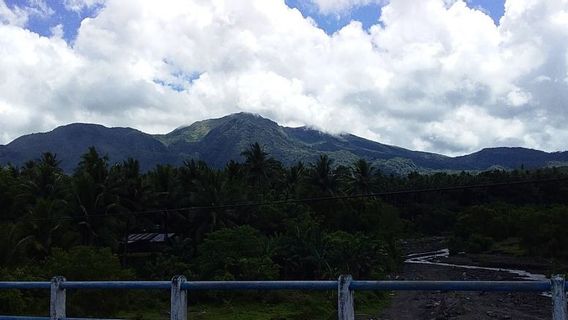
370, 238, 553, 320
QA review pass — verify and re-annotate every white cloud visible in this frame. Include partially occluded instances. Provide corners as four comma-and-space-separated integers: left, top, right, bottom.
0, 0, 568, 156
0, 1, 29, 26
421, 105, 526, 153
50, 24, 64, 38
26, 0, 54, 18
310, 0, 383, 15
506, 87, 532, 107
63, 0, 106, 12
0, 0, 54, 27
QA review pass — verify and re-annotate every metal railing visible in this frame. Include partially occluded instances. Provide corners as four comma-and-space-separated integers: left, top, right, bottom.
1, 274, 567, 320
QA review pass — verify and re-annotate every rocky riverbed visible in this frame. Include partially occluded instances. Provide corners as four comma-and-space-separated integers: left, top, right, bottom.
375, 238, 554, 320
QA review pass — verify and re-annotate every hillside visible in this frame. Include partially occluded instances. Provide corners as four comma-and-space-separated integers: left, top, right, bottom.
0, 123, 173, 172
1, 113, 567, 173
452, 147, 568, 170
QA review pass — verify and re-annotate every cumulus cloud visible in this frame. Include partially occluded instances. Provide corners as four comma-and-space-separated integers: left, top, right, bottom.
0, 0, 54, 26
0, 0, 567, 156
26, 0, 54, 18
50, 24, 64, 38
63, 0, 106, 12
0, 1, 29, 26
309, 0, 383, 15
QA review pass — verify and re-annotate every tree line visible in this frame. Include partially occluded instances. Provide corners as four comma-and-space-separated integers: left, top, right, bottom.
1, 142, 568, 315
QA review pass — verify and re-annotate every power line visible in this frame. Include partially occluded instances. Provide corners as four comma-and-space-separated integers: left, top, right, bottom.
5, 176, 568, 223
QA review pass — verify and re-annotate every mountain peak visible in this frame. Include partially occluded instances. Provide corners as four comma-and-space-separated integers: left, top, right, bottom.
156, 112, 278, 146
225, 111, 265, 119
55, 122, 107, 130
209, 112, 286, 129
2, 114, 568, 173
2, 123, 169, 172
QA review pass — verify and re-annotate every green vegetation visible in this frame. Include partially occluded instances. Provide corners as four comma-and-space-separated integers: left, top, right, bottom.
154, 118, 227, 145
5, 113, 568, 174
1, 142, 568, 318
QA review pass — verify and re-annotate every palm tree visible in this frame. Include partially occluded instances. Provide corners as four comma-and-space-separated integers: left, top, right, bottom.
178, 159, 210, 207
349, 159, 377, 195
225, 160, 243, 181
76, 146, 109, 184
308, 155, 337, 195
0, 223, 33, 266
188, 169, 236, 244
72, 148, 115, 246
108, 158, 146, 211
285, 162, 305, 197
146, 164, 179, 208
0, 166, 17, 220
241, 142, 274, 186
13, 153, 68, 232
39, 152, 61, 168
22, 198, 69, 258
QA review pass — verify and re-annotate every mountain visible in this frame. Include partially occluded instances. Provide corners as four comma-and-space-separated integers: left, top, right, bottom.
0, 123, 173, 172
453, 147, 568, 170
1, 113, 567, 173
153, 113, 455, 170
156, 113, 319, 167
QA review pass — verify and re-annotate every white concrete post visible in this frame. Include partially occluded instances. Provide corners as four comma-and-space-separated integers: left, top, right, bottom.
50, 276, 66, 320
171, 275, 187, 320
338, 275, 355, 320
552, 275, 567, 320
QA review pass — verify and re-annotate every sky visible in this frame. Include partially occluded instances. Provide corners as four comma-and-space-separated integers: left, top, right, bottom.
0, 0, 567, 156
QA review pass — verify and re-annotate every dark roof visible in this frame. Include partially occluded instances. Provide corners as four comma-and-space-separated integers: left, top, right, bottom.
127, 233, 175, 243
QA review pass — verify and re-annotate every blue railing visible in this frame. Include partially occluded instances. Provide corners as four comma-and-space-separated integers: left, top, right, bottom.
1, 275, 567, 320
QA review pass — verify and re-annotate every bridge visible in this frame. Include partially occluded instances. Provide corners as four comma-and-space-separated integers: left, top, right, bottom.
1, 275, 567, 320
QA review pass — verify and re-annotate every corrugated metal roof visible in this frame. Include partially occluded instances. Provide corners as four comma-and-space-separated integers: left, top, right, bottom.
127, 233, 174, 243
150, 233, 175, 242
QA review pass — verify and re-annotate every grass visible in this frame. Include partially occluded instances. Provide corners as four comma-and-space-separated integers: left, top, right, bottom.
490, 237, 526, 256
118, 291, 391, 320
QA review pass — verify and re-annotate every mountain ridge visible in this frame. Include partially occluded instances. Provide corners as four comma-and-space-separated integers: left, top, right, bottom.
1, 113, 567, 173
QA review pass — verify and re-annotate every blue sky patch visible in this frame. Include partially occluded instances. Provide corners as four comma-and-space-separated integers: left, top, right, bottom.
285, 0, 383, 34
466, 0, 505, 24
153, 79, 186, 92
8, 0, 505, 42
5, 0, 102, 42
286, 0, 504, 34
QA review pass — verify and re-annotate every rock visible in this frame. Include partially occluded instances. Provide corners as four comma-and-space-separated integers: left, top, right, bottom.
423, 300, 441, 309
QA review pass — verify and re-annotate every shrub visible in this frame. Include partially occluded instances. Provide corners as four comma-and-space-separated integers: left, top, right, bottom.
43, 246, 134, 317
194, 226, 279, 280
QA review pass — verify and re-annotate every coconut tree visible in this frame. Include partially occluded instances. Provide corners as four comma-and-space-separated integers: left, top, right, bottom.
308, 154, 337, 195
0, 223, 33, 266
76, 147, 108, 184
285, 161, 305, 197
72, 147, 116, 246
348, 159, 377, 195
187, 168, 236, 244
241, 142, 275, 187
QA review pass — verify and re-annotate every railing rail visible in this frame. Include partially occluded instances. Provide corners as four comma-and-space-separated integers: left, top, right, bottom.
1, 275, 566, 320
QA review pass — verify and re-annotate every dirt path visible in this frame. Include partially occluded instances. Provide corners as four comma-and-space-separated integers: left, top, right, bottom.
374, 239, 552, 320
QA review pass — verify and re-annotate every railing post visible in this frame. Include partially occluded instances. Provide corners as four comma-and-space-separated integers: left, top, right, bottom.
338, 275, 355, 320
552, 275, 567, 320
50, 276, 66, 320
171, 275, 187, 320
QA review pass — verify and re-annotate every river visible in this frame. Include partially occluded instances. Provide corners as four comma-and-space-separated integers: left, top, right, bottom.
377, 244, 552, 319
405, 248, 549, 282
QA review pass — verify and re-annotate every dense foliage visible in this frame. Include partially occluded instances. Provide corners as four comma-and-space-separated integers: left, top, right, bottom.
1, 143, 568, 316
